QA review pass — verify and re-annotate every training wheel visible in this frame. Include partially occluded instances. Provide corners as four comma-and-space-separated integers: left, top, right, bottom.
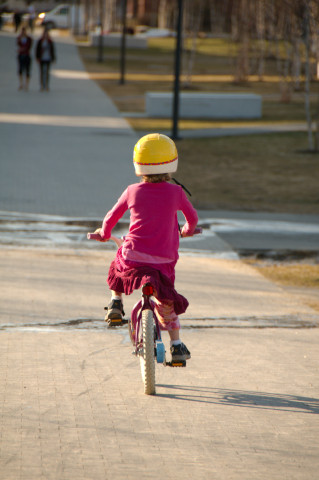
156, 340, 165, 364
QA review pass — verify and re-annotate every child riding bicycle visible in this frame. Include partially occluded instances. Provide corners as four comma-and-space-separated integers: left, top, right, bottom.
95, 133, 198, 362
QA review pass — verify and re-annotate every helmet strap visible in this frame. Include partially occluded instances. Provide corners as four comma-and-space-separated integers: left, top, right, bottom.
171, 178, 192, 197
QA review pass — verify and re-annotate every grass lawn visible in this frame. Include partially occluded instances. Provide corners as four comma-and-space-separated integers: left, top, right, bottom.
175, 133, 319, 214
78, 39, 319, 215
126, 100, 317, 130
78, 38, 319, 118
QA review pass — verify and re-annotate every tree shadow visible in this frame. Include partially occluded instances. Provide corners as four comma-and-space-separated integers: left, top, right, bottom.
155, 385, 319, 414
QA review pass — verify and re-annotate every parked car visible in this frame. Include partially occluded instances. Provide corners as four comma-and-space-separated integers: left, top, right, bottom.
38, 4, 84, 30
38, 4, 70, 29
139, 28, 176, 38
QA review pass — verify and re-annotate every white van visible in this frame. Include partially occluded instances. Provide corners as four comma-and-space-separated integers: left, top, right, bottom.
38, 4, 84, 30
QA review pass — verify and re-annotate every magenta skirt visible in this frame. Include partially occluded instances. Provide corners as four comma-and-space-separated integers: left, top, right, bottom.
107, 249, 189, 316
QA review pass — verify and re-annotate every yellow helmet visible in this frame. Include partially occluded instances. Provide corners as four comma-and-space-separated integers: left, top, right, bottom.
133, 133, 178, 176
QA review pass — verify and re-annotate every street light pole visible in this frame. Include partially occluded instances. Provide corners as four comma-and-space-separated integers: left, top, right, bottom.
172, 0, 183, 140
97, 0, 104, 62
119, 0, 128, 84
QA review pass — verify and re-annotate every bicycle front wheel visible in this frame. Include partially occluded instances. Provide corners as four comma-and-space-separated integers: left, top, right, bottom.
140, 309, 156, 395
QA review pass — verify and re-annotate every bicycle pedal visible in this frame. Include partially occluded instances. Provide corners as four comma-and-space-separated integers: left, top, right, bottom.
166, 360, 186, 368
107, 318, 123, 327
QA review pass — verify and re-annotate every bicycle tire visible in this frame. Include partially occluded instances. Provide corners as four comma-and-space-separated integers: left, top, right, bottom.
140, 309, 156, 395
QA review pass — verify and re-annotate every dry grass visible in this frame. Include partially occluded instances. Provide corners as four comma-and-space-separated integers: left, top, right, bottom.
252, 263, 319, 288
78, 42, 319, 120
126, 100, 317, 130
306, 300, 319, 312
78, 41, 319, 214
175, 132, 319, 213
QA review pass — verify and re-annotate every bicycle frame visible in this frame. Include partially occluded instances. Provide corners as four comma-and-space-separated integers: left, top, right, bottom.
131, 287, 162, 355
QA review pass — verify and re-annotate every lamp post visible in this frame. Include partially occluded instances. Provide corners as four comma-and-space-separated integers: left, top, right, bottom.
172, 0, 183, 140
119, 0, 128, 84
97, 0, 104, 62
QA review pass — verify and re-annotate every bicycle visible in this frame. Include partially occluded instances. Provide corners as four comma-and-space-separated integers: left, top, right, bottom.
87, 228, 202, 395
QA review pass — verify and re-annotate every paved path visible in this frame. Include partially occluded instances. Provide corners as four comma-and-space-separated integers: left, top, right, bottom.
1, 30, 319, 480
0, 32, 137, 217
0, 247, 318, 480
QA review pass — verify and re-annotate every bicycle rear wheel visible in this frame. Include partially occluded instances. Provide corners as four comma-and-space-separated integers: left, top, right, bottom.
140, 309, 156, 395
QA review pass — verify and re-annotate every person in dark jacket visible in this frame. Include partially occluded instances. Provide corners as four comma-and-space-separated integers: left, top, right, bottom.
13, 10, 22, 32
36, 29, 56, 91
17, 27, 32, 91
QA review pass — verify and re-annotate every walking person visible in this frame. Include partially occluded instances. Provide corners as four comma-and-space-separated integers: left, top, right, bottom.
36, 29, 56, 91
27, 2, 36, 33
13, 9, 22, 32
17, 27, 32, 91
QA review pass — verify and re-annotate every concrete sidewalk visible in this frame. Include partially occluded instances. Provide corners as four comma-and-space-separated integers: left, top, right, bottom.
0, 247, 318, 480
1, 29, 319, 480
0, 32, 137, 217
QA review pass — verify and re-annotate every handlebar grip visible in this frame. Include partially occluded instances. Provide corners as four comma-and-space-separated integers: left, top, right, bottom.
87, 233, 102, 240
194, 227, 202, 235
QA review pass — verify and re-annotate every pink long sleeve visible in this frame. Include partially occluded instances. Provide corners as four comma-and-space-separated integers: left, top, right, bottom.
100, 189, 129, 239
180, 189, 198, 236
100, 182, 198, 263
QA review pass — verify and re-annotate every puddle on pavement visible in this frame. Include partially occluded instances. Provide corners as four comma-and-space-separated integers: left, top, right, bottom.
1, 314, 318, 332
0, 212, 129, 250
0, 211, 236, 257
2, 211, 318, 259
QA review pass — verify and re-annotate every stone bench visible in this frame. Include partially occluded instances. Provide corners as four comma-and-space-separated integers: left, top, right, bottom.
145, 92, 262, 119
90, 33, 147, 49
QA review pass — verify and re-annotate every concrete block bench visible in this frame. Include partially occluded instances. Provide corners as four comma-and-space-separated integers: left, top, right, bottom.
145, 92, 262, 119
90, 33, 147, 49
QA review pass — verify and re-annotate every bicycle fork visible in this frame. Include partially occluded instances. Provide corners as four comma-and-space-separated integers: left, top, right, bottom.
131, 285, 186, 367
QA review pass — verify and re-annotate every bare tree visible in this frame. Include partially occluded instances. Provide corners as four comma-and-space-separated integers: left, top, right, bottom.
302, 0, 314, 150
209, 0, 229, 34
257, 0, 266, 79
158, 0, 168, 28
234, 0, 250, 82
183, 0, 204, 87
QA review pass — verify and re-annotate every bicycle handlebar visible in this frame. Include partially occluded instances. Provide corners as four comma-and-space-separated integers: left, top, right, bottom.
186, 227, 202, 236
87, 233, 123, 247
87, 227, 202, 244
87, 233, 105, 241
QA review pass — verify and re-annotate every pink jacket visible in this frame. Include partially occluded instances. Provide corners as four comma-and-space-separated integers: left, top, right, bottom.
100, 182, 198, 264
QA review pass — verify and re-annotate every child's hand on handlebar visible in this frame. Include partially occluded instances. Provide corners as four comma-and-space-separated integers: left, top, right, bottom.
93, 228, 109, 242
180, 226, 202, 238
180, 227, 189, 238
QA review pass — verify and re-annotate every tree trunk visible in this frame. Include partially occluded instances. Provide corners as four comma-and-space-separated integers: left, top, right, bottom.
184, 0, 203, 87
257, 0, 265, 80
235, 0, 250, 83
292, 37, 301, 91
158, 0, 167, 29
304, 5, 314, 151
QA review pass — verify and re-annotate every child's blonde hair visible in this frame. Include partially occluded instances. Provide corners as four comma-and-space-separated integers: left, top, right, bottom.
142, 173, 171, 183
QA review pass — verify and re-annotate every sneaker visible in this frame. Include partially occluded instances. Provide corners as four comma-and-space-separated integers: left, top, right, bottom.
104, 299, 125, 326
170, 342, 191, 361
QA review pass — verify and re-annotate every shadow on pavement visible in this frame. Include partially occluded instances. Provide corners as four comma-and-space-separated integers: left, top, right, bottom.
156, 385, 319, 414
